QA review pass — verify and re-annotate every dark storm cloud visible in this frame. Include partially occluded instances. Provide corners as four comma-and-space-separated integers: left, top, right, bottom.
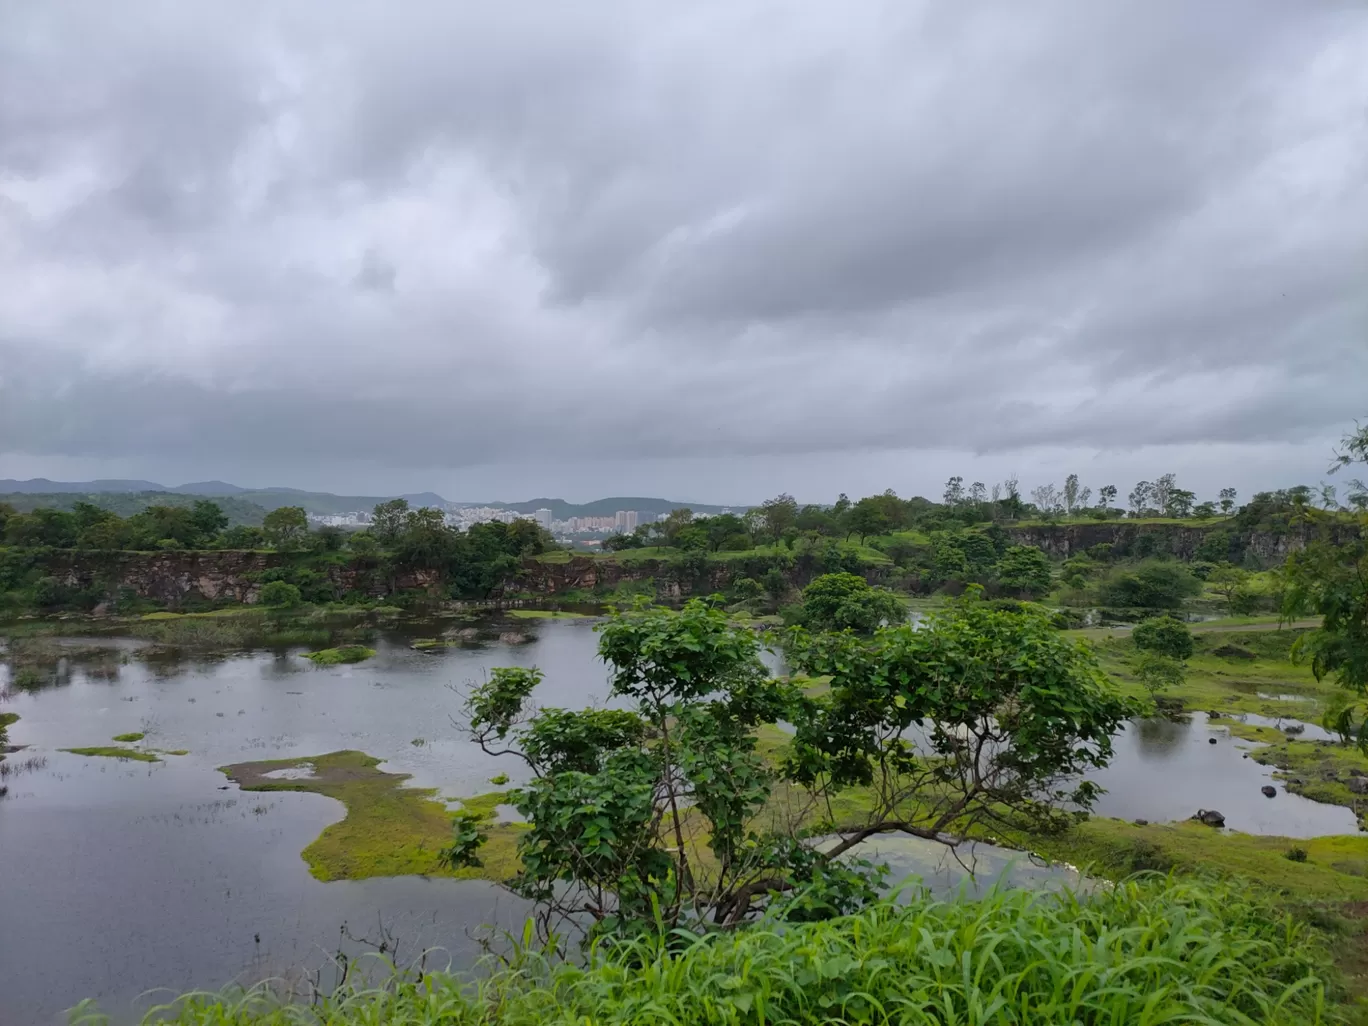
1, 0, 1365, 492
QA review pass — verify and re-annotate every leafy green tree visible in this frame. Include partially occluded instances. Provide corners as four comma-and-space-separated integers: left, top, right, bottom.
787, 594, 1136, 855
758, 494, 798, 543
702, 513, 751, 551
188, 500, 229, 543
845, 498, 889, 542
1134, 651, 1185, 699
310, 525, 347, 552
370, 499, 411, 546
262, 506, 309, 550
1098, 560, 1201, 609
1284, 419, 1368, 696
453, 597, 1133, 938
258, 580, 302, 608
796, 572, 905, 634
1098, 484, 1117, 512
1218, 488, 1238, 515
219, 525, 265, 549
1133, 616, 1194, 660
994, 545, 1052, 598
1209, 565, 1251, 613
4, 508, 78, 547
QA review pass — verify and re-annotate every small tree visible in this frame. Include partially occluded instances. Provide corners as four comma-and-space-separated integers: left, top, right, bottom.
796, 572, 904, 634
262, 506, 309, 550
1098, 484, 1118, 513
1218, 488, 1238, 515
1133, 616, 1194, 660
450, 597, 1135, 940
258, 580, 302, 608
371, 499, 411, 547
994, 545, 1053, 598
1134, 651, 1185, 699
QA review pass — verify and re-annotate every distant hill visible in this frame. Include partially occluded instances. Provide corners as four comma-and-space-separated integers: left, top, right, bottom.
0, 479, 740, 519
0, 478, 164, 494
0, 491, 268, 526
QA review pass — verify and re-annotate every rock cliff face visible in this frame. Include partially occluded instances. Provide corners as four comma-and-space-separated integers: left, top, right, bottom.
35, 550, 440, 607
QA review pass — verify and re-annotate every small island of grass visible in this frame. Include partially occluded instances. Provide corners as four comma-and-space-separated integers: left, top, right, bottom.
111, 731, 145, 743
304, 645, 376, 665
220, 750, 520, 881
62, 746, 160, 763
505, 609, 592, 620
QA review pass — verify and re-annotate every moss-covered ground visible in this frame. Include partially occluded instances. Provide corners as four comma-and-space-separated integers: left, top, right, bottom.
304, 645, 376, 665
221, 750, 522, 881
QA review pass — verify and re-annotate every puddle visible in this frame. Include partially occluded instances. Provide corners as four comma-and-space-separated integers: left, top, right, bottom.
837, 834, 1089, 899
1089, 714, 1358, 837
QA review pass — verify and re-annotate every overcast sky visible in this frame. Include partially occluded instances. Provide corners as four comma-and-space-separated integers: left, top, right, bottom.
2, 2, 1365, 505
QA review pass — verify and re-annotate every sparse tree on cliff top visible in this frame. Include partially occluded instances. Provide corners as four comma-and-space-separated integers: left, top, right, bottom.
262, 506, 309, 550
1098, 484, 1118, 512
1062, 474, 1081, 514
1219, 487, 1238, 515
371, 498, 410, 546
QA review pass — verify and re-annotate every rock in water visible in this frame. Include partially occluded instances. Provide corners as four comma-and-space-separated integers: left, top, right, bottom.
1208, 737, 1217, 745
1261, 785, 1277, 798
1193, 809, 1226, 827
1283, 723, 1305, 735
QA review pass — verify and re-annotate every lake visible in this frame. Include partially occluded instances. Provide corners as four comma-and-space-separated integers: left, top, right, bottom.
0, 615, 1355, 1023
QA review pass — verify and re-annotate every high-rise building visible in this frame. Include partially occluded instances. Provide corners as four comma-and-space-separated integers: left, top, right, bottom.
534, 508, 553, 530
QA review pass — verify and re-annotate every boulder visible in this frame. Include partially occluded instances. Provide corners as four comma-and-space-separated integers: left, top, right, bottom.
1347, 777, 1368, 796
1208, 737, 1217, 745
1133, 818, 1149, 826
1193, 809, 1226, 827
1261, 785, 1277, 798
1283, 723, 1305, 736
1349, 769, 1366, 778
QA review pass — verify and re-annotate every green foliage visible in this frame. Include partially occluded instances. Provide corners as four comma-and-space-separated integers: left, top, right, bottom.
1284, 510, 1368, 695
1098, 558, 1202, 609
463, 599, 809, 934
1134, 651, 1186, 698
788, 594, 1138, 839
110, 731, 145, 743
257, 580, 302, 608
793, 572, 904, 634
993, 544, 1052, 597
1133, 616, 1195, 660
305, 645, 376, 665
108, 878, 1336, 1026
262, 505, 309, 550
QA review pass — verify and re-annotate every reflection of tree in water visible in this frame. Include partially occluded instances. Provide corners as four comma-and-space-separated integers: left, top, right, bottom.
1132, 715, 1188, 757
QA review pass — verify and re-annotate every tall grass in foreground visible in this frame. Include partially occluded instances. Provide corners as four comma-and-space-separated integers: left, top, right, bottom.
77, 876, 1340, 1025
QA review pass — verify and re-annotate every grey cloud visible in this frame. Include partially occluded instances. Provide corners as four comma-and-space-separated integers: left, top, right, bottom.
1, 0, 1365, 498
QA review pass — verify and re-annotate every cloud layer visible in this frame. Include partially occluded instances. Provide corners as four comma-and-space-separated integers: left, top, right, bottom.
2, 1, 1365, 500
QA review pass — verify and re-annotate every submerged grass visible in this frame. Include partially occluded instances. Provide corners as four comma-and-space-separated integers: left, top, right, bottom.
62, 745, 160, 763
220, 751, 520, 881
87, 877, 1337, 1025
304, 645, 376, 665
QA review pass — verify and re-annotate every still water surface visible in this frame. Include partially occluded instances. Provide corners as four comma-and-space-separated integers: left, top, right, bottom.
0, 617, 1356, 1023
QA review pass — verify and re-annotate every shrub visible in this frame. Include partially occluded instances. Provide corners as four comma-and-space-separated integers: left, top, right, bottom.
304, 645, 376, 665
1098, 559, 1201, 609
257, 581, 302, 608
125, 879, 1336, 1026
1133, 616, 1195, 660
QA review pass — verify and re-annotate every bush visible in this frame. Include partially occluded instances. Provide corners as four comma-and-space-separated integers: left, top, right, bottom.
125, 879, 1336, 1026
257, 581, 302, 608
1133, 616, 1195, 659
795, 572, 905, 634
1098, 559, 1201, 609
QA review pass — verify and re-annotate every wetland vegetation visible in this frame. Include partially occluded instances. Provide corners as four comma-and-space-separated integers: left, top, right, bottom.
4, 417, 1368, 1023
